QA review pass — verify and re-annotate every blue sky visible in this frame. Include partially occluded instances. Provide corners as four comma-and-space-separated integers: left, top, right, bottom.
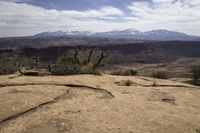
0, 0, 200, 37
14, 0, 144, 10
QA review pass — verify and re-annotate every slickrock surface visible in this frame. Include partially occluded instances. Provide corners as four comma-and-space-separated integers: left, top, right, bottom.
0, 74, 199, 133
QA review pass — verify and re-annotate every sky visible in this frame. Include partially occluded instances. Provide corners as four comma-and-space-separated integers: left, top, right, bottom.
0, 0, 200, 37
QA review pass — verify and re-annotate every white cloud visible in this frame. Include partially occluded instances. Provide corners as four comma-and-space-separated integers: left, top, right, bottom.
0, 0, 200, 37
127, 0, 200, 35
0, 1, 124, 37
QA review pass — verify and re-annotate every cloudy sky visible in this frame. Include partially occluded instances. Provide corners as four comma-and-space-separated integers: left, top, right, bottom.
0, 0, 200, 37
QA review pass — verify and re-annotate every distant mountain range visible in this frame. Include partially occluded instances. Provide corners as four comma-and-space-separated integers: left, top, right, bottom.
34, 29, 200, 41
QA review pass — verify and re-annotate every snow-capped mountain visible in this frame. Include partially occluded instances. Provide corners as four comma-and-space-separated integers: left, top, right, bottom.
34, 31, 94, 37
34, 29, 200, 41
96, 29, 141, 37
65, 31, 94, 36
140, 30, 192, 40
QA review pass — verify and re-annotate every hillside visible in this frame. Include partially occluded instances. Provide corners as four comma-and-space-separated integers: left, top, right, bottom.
1, 41, 200, 65
0, 36, 141, 48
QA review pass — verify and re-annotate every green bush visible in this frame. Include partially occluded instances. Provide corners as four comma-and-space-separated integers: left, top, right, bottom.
49, 56, 81, 75
50, 53, 102, 76
152, 71, 168, 79
112, 69, 137, 76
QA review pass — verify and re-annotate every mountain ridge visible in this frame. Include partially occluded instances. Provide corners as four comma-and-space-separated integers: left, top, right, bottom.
34, 29, 200, 41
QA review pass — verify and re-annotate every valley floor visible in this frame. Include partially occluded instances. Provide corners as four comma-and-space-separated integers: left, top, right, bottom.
0, 74, 200, 133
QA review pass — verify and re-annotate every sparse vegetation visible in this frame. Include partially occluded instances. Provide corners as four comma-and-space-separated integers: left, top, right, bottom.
112, 69, 137, 76
124, 80, 133, 86
152, 70, 168, 79
190, 65, 200, 85
0, 61, 19, 75
50, 52, 81, 75
0, 56, 20, 75
50, 64, 80, 75
80, 64, 101, 75
49, 48, 106, 75
191, 65, 200, 80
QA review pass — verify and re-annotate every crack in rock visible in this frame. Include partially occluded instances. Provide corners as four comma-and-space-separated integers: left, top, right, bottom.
0, 91, 68, 125
0, 83, 114, 98
114, 80, 198, 88
161, 98, 176, 105
0, 84, 114, 125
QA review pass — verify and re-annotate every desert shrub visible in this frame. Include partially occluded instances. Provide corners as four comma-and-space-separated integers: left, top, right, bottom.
80, 64, 94, 74
112, 69, 137, 76
190, 65, 200, 86
49, 55, 81, 75
124, 80, 133, 86
50, 64, 101, 76
58, 56, 79, 66
191, 65, 200, 81
0, 61, 19, 75
50, 64, 80, 75
80, 64, 101, 75
152, 70, 168, 79
49, 48, 106, 76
